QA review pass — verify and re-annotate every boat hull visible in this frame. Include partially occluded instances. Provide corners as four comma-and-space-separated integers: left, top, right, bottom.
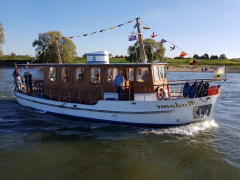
14, 91, 220, 127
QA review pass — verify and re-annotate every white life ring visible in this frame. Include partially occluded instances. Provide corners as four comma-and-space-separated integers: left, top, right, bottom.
157, 87, 165, 100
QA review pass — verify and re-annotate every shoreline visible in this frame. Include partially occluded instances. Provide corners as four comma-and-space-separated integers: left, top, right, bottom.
167, 66, 240, 73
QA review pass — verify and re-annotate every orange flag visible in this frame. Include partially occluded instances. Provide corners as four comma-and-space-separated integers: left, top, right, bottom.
180, 52, 187, 58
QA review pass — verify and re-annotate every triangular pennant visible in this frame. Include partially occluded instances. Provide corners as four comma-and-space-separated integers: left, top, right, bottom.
170, 46, 176, 51
151, 32, 157, 38
160, 39, 167, 44
109, 27, 116, 30
134, 23, 139, 28
143, 27, 150, 30
117, 24, 123, 27
100, 29, 105, 33
190, 59, 197, 65
180, 52, 187, 58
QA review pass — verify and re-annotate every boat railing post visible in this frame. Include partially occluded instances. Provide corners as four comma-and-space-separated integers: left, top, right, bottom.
79, 90, 81, 103
59, 91, 60, 102
144, 86, 146, 101
102, 88, 103, 100
69, 92, 70, 103
89, 92, 92, 105
181, 83, 183, 97
129, 85, 130, 101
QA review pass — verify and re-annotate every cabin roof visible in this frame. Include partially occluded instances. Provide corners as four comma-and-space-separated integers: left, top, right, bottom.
18, 63, 167, 66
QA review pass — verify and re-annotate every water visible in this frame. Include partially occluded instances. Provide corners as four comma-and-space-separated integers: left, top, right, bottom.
0, 68, 239, 180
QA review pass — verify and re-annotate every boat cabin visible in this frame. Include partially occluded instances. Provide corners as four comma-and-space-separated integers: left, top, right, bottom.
40, 63, 168, 105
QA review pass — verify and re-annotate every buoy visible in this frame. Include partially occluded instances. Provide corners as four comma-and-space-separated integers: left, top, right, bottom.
208, 86, 220, 95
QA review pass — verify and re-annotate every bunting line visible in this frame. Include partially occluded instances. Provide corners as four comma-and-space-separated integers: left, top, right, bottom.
62, 18, 135, 40
139, 19, 194, 58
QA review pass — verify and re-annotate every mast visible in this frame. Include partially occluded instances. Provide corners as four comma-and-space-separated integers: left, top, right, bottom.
55, 38, 62, 64
136, 17, 146, 62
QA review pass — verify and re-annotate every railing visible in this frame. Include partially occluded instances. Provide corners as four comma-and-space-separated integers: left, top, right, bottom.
20, 78, 226, 105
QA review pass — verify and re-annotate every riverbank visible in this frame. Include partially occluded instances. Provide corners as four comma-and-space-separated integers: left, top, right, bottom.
167, 66, 240, 73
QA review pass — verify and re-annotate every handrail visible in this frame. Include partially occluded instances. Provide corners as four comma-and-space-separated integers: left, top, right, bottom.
19, 78, 224, 104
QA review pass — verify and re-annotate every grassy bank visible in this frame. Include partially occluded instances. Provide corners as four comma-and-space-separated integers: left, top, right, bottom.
165, 58, 240, 69
73, 57, 240, 69
1, 56, 240, 69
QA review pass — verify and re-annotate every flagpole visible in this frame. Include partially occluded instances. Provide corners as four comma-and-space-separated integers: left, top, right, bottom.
136, 17, 146, 62
55, 38, 62, 64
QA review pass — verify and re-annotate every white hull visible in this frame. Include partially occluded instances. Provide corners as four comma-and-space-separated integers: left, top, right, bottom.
15, 91, 220, 127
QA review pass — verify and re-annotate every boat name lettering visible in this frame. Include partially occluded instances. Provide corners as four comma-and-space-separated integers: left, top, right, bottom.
156, 101, 196, 109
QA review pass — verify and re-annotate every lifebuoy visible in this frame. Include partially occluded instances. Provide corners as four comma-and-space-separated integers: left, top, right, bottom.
157, 87, 165, 100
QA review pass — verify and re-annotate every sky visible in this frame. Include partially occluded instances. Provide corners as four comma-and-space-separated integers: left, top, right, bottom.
1, 0, 240, 59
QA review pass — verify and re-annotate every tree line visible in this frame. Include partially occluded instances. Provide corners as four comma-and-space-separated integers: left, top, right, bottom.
174, 53, 227, 60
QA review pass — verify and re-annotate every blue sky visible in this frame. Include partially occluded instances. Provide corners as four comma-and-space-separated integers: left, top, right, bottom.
1, 0, 240, 59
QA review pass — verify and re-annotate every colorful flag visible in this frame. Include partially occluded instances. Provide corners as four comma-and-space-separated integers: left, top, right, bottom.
180, 52, 187, 58
214, 66, 226, 75
109, 27, 116, 30
134, 23, 139, 28
160, 39, 167, 44
91, 32, 96, 35
190, 59, 197, 65
83, 34, 88, 36
69, 37, 73, 39
151, 32, 157, 38
170, 46, 176, 51
143, 27, 150, 30
117, 24, 123, 27
100, 29, 105, 33
129, 35, 137, 41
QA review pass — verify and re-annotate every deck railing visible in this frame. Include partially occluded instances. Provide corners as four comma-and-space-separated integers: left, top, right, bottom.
20, 78, 226, 104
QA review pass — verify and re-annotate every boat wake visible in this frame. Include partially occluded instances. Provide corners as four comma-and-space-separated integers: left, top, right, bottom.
139, 120, 219, 136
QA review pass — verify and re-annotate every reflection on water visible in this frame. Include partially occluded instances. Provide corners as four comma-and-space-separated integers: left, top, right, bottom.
0, 69, 239, 179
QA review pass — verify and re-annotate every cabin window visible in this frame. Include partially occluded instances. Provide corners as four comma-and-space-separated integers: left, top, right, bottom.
159, 66, 165, 79
153, 66, 159, 81
91, 68, 101, 83
137, 67, 149, 82
49, 67, 56, 81
129, 68, 134, 81
62, 67, 70, 82
76, 67, 84, 82
107, 68, 119, 83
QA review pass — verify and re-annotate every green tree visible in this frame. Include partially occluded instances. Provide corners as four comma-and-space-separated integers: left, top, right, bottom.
193, 54, 199, 59
210, 55, 218, 59
0, 22, 5, 56
219, 54, 227, 59
33, 31, 77, 63
127, 38, 166, 62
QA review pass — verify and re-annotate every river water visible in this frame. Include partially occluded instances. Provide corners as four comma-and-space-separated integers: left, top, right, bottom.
0, 68, 239, 180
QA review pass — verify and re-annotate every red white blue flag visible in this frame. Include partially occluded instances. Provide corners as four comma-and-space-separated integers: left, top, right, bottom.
160, 39, 167, 44
129, 35, 137, 41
